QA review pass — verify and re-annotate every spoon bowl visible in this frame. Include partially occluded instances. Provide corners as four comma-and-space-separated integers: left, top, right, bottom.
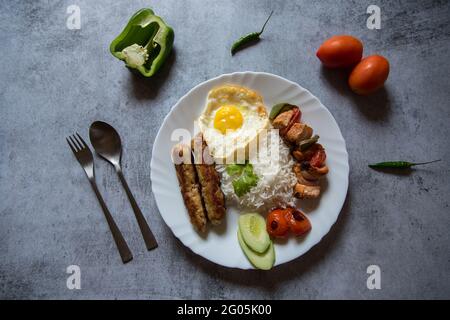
89, 121, 122, 167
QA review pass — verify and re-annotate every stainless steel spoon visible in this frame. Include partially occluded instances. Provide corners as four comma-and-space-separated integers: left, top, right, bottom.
89, 121, 158, 250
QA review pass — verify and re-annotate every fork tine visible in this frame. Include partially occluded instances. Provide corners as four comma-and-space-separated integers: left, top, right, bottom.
70, 134, 83, 150
69, 135, 81, 152
76, 132, 88, 149
66, 137, 77, 154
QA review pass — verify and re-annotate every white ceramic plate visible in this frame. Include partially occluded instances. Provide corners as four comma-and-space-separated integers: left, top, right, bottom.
151, 72, 349, 269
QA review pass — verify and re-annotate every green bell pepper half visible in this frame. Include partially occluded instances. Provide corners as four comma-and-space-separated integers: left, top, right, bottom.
110, 8, 174, 77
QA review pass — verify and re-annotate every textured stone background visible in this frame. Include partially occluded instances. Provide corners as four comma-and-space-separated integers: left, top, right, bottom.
1, 0, 449, 299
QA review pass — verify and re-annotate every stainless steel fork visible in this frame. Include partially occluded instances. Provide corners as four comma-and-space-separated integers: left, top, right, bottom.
66, 133, 133, 263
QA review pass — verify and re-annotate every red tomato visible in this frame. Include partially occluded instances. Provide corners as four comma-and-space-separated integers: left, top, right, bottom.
349, 55, 390, 95
310, 148, 326, 168
316, 35, 363, 68
285, 208, 311, 236
266, 209, 290, 238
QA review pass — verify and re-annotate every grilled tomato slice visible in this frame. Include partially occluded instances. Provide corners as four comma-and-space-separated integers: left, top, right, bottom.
285, 207, 311, 236
266, 208, 290, 238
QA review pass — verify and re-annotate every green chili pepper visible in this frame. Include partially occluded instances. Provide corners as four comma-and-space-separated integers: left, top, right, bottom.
110, 8, 174, 77
231, 11, 273, 56
299, 135, 320, 151
368, 159, 441, 169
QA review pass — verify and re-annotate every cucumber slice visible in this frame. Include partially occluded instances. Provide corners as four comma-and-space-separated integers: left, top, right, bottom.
238, 213, 270, 253
238, 229, 275, 270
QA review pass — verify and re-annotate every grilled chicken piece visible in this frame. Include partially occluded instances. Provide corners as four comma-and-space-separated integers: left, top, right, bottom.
292, 143, 324, 162
279, 108, 301, 136
191, 134, 226, 225
272, 109, 294, 129
293, 164, 319, 186
285, 123, 313, 144
292, 150, 305, 162
294, 183, 321, 199
298, 161, 329, 181
293, 143, 328, 179
303, 165, 329, 180
172, 144, 207, 233
293, 164, 321, 199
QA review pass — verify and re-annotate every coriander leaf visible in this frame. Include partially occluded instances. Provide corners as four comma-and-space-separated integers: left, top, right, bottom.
230, 162, 259, 197
226, 163, 244, 176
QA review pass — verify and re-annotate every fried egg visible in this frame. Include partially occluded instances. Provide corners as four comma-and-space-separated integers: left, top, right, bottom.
198, 84, 269, 162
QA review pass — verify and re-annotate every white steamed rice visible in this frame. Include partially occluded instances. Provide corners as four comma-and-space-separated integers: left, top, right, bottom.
216, 130, 298, 212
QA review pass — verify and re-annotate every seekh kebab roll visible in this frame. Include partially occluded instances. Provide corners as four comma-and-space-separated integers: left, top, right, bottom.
172, 135, 226, 233
172, 144, 207, 233
191, 133, 226, 226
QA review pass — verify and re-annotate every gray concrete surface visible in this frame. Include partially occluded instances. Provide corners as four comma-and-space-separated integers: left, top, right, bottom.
1, 0, 449, 299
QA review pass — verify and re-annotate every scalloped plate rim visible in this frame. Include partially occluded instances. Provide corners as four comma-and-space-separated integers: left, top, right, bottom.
151, 71, 349, 269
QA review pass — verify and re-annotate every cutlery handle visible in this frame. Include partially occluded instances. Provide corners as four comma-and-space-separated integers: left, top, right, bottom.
117, 169, 158, 250
90, 181, 133, 263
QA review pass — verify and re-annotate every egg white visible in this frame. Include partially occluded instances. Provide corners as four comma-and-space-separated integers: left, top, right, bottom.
198, 84, 269, 162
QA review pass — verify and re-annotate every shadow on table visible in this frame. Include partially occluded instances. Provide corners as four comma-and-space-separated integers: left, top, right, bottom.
320, 66, 391, 122
128, 48, 177, 101
175, 192, 352, 290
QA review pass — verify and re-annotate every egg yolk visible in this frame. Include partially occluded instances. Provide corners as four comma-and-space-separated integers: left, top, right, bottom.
214, 105, 243, 134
